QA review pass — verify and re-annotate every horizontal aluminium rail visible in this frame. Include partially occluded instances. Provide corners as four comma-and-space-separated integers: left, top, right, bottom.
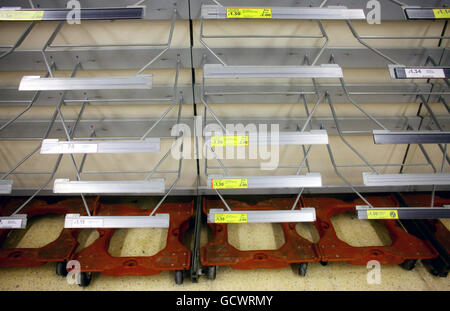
64, 213, 170, 228
388, 65, 450, 79
0, 180, 13, 194
363, 173, 450, 186
201, 5, 366, 20
41, 138, 160, 154
0, 7, 144, 21
356, 205, 450, 219
0, 214, 27, 229
403, 7, 450, 20
373, 130, 450, 144
208, 173, 322, 189
53, 179, 165, 194
19, 75, 153, 91
207, 208, 316, 223
204, 130, 329, 146
203, 64, 343, 79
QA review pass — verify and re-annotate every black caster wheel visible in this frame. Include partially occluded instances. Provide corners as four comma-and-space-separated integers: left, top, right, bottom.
319, 261, 328, 266
77, 272, 92, 287
207, 266, 217, 280
175, 270, 184, 285
400, 259, 417, 271
56, 261, 68, 277
298, 263, 308, 277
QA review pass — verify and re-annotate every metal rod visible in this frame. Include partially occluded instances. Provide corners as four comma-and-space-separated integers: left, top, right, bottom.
0, 66, 53, 132
326, 93, 380, 174
0, 22, 36, 60
41, 22, 65, 77
290, 187, 304, 210
136, 8, 177, 75
326, 144, 374, 208
346, 20, 400, 65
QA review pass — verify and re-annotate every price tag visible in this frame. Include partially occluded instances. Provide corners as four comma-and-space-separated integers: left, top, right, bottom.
68, 218, 104, 228
0, 219, 23, 229
0, 10, 44, 21
61, 143, 98, 154
405, 68, 445, 78
433, 8, 450, 19
367, 210, 398, 219
214, 213, 248, 223
226, 8, 272, 18
211, 135, 248, 146
212, 178, 248, 189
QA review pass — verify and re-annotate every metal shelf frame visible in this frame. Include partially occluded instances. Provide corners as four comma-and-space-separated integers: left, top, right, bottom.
0, 8, 188, 229
346, 16, 449, 78
320, 52, 449, 217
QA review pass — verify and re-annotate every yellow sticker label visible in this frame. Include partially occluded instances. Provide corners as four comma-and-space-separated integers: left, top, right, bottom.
367, 210, 398, 219
433, 8, 450, 19
211, 135, 248, 146
212, 178, 248, 189
215, 213, 248, 223
226, 8, 272, 19
0, 10, 44, 21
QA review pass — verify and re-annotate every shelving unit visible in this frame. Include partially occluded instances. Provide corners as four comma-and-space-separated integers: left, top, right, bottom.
0, 0, 449, 286
0, 4, 187, 230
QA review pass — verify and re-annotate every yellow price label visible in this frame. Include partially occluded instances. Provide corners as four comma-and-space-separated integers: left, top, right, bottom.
215, 213, 248, 223
212, 178, 248, 189
0, 10, 44, 21
211, 135, 248, 146
367, 210, 398, 219
226, 8, 272, 19
433, 8, 450, 19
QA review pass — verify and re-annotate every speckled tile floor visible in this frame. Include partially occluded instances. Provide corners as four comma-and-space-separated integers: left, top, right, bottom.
0, 205, 449, 291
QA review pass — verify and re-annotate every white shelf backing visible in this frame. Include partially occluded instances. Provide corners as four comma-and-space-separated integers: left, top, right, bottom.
388, 65, 449, 79
203, 64, 343, 79
64, 213, 170, 228
207, 208, 316, 223
201, 5, 366, 20
0, 180, 13, 194
208, 173, 322, 189
205, 130, 329, 146
41, 138, 160, 154
356, 205, 450, 219
373, 130, 450, 144
19, 75, 153, 91
363, 173, 450, 186
53, 179, 165, 194
0, 214, 27, 229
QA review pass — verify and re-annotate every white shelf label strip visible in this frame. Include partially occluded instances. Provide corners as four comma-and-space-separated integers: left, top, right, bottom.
0, 215, 27, 229
19, 75, 153, 91
53, 179, 165, 194
405, 68, 445, 78
0, 180, 13, 194
41, 139, 160, 154
64, 214, 170, 228
207, 208, 316, 223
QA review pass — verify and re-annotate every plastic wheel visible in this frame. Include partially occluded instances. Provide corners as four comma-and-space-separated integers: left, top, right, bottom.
77, 272, 92, 287
319, 261, 328, 266
207, 266, 217, 280
298, 263, 308, 277
56, 261, 68, 277
175, 270, 184, 285
400, 259, 417, 271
